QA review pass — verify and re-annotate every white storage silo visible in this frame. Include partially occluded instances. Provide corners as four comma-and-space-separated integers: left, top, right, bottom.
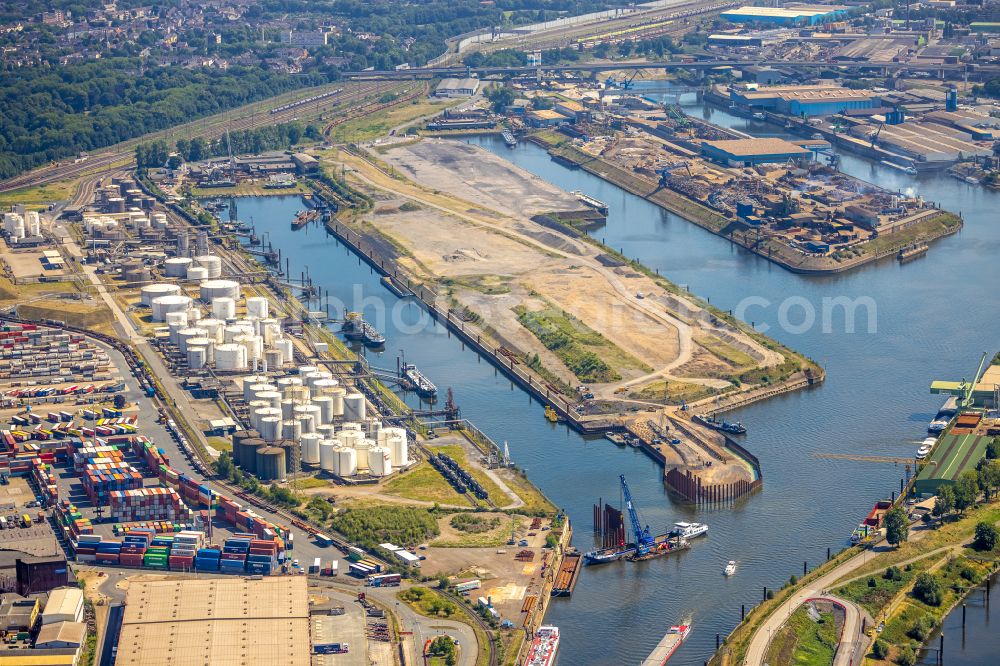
187, 346, 207, 369
311, 396, 334, 425
194, 254, 223, 278
214, 343, 248, 371
140, 283, 181, 306
242, 375, 270, 400
366, 418, 382, 441
276, 376, 303, 394
341, 422, 363, 432
164, 257, 193, 278
252, 407, 281, 431
177, 327, 207, 354
167, 322, 186, 345
338, 429, 363, 450
311, 378, 340, 396
294, 404, 321, 431
315, 423, 337, 440
212, 297, 236, 321
186, 265, 209, 281
259, 320, 281, 345
285, 386, 311, 405
275, 338, 293, 364
300, 433, 322, 465
319, 440, 337, 472
334, 446, 358, 477
344, 392, 366, 422
264, 349, 283, 371
258, 416, 281, 442
198, 318, 224, 342
152, 294, 193, 322
329, 388, 346, 418
280, 399, 298, 420
164, 311, 188, 328
355, 439, 371, 472
246, 297, 269, 320
385, 431, 409, 467
224, 323, 254, 343
247, 400, 271, 422
297, 365, 318, 376
298, 413, 315, 435
24, 211, 40, 237
368, 447, 392, 477
280, 420, 301, 441
247, 383, 277, 401
256, 391, 282, 410
186, 337, 214, 364
186, 308, 201, 323
199, 279, 240, 302
234, 334, 263, 362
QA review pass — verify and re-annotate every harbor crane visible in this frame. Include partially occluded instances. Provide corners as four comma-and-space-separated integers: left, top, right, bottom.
957, 351, 989, 409
620, 474, 655, 557
869, 121, 884, 148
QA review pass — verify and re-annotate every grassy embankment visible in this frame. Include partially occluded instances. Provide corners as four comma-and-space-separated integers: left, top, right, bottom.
0, 278, 115, 334
514, 303, 652, 384
764, 604, 839, 666
327, 97, 459, 144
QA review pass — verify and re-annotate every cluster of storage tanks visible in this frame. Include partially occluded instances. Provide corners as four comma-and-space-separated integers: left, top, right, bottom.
3, 211, 41, 241
83, 211, 168, 236
142, 266, 293, 372
233, 366, 409, 481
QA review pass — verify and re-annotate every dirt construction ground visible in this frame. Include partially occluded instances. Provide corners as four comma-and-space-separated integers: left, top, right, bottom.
350, 138, 781, 397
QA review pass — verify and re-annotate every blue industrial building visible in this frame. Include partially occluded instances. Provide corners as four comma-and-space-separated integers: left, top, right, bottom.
721, 5, 852, 26
730, 85, 878, 117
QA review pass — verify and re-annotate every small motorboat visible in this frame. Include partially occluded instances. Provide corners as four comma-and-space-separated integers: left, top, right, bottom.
724, 560, 737, 576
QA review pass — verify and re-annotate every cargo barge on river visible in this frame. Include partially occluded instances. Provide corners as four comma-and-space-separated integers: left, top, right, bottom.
640, 625, 691, 665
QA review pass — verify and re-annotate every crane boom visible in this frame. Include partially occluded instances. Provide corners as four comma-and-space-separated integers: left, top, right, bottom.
959, 351, 989, 408
620, 474, 654, 556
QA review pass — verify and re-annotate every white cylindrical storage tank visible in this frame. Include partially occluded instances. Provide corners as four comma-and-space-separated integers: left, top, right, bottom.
280, 399, 298, 420
264, 349, 283, 371
247, 383, 277, 402
168, 321, 185, 345
258, 416, 281, 442
300, 433, 322, 465
224, 324, 254, 343
329, 388, 346, 418
338, 429, 363, 450
234, 334, 263, 362
276, 339, 293, 363
344, 392, 366, 422
140, 283, 181, 306
164, 311, 188, 328
199, 279, 240, 302
304, 372, 334, 390
297, 365, 318, 376
194, 255, 222, 278
252, 407, 281, 432
177, 327, 207, 354
276, 376, 303, 395
242, 375, 270, 400
151, 295, 192, 321
187, 346, 207, 369
246, 297, 269, 320
186, 308, 201, 323
335, 447, 358, 477
311, 396, 334, 425
280, 420, 301, 441
212, 297, 237, 321
319, 440, 337, 472
259, 320, 281, 345
297, 413, 315, 435
199, 318, 224, 342
164, 257, 193, 278
284, 385, 311, 404
341, 422, 363, 432
256, 390, 282, 410
247, 401, 271, 427
214, 343, 248, 371
187, 337, 214, 364
186, 265, 209, 281
368, 447, 392, 477
366, 418, 382, 441
293, 404, 321, 430
355, 439, 371, 471
388, 433, 409, 467
311, 378, 340, 396
316, 423, 337, 440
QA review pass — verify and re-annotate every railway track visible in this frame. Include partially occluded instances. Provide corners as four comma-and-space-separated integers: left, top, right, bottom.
0, 82, 387, 194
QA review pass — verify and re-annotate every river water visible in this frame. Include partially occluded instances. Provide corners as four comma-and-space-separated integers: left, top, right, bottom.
236, 97, 1000, 664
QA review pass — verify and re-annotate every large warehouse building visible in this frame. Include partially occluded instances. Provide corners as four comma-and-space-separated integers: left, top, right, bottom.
730, 84, 878, 116
701, 138, 811, 166
117, 577, 311, 666
721, 4, 852, 26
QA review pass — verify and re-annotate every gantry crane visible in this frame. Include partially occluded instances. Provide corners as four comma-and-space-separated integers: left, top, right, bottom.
620, 474, 654, 557
958, 351, 989, 409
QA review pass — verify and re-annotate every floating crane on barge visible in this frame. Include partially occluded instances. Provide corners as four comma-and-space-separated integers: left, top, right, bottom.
584, 475, 688, 564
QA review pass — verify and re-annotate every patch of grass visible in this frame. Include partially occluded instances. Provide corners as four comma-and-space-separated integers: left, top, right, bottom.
515, 304, 651, 383
290, 476, 329, 490
765, 604, 838, 666
384, 462, 467, 504
0, 179, 77, 209
451, 513, 502, 533
697, 336, 755, 368
205, 436, 232, 452
443, 274, 512, 296
627, 379, 719, 403
398, 586, 459, 618
835, 565, 921, 617
433, 514, 517, 548
499, 467, 557, 516
330, 505, 439, 549
330, 97, 456, 143
18, 299, 113, 333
